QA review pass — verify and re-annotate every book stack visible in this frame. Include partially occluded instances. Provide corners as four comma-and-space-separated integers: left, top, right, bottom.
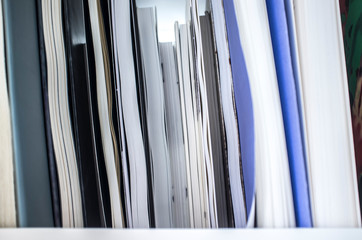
0, 0, 361, 229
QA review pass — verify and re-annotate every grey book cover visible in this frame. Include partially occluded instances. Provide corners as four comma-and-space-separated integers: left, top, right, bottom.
3, 0, 54, 227
200, 12, 233, 228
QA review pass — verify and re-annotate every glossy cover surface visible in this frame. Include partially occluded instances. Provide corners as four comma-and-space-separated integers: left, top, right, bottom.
3, 0, 54, 227
266, 0, 312, 227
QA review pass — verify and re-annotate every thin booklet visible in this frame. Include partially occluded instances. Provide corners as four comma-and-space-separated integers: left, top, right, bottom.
223, 0, 255, 227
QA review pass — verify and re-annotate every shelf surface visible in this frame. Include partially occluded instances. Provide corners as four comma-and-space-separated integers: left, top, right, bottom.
0, 229, 361, 240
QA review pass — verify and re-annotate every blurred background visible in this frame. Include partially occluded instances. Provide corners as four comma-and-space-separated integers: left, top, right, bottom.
137, 0, 207, 42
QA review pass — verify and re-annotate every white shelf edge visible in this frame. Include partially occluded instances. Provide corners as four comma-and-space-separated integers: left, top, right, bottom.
0, 228, 361, 240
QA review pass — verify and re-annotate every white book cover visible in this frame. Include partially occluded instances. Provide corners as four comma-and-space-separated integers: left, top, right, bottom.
293, 0, 361, 227
174, 22, 195, 227
110, 0, 133, 228
87, 0, 124, 228
110, 0, 149, 228
137, 7, 173, 228
178, 23, 204, 228
42, 0, 83, 227
233, 0, 295, 227
160, 42, 190, 228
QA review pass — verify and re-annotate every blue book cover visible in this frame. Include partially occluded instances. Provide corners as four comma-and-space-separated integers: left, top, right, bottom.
266, 0, 312, 227
223, 0, 255, 222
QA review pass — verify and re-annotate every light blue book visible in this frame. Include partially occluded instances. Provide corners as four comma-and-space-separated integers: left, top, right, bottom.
266, 0, 312, 227
223, 0, 255, 223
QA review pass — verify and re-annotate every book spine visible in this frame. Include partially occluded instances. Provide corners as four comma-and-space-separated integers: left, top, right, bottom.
3, 0, 54, 227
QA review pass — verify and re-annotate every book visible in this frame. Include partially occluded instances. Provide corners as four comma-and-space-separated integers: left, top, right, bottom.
174, 22, 195, 228
110, 0, 150, 228
210, 0, 246, 227
109, 0, 132, 228
160, 42, 190, 228
40, 0, 83, 227
177, 23, 205, 228
265, 0, 312, 227
233, 0, 295, 227
200, 12, 231, 228
2, 0, 362, 229
294, 0, 361, 227
36, 0, 62, 227
63, 0, 107, 227
130, 0, 155, 227
188, 0, 217, 228
0, 0, 16, 227
3, 0, 54, 227
99, 0, 124, 208
86, 0, 124, 228
137, 7, 173, 228
205, 8, 235, 227
83, 0, 112, 227
223, 0, 256, 227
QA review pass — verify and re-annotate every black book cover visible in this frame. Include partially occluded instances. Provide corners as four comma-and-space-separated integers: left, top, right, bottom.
83, 0, 112, 227
63, 0, 108, 227
99, 0, 127, 226
35, 0, 61, 227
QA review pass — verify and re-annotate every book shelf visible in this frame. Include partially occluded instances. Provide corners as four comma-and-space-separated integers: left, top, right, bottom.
0, 229, 361, 240
1, 0, 362, 237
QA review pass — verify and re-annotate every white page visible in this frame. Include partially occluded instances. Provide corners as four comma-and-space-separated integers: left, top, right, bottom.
189, 0, 218, 228
87, 0, 124, 228
185, 3, 211, 227
113, 0, 150, 228
179, 24, 203, 228
43, 0, 71, 227
53, 0, 83, 227
110, 0, 132, 228
160, 42, 190, 228
234, 0, 295, 227
210, 0, 246, 227
186, 3, 210, 228
137, 7, 173, 228
174, 22, 195, 228
42, 0, 82, 227
293, 0, 361, 227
